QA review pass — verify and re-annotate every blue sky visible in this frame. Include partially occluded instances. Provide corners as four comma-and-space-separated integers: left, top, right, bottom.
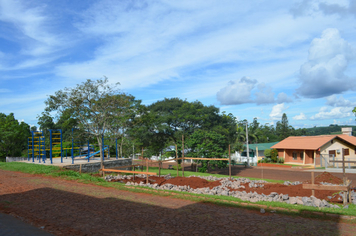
1, 0, 356, 129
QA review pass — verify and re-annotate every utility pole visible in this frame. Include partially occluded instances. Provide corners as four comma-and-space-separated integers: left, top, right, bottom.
246, 121, 249, 166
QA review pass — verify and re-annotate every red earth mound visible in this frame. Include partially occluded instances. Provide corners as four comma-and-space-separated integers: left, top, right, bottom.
257, 163, 292, 168
115, 172, 345, 203
314, 172, 343, 185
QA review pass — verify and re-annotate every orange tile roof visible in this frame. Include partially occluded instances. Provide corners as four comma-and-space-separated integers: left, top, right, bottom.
271, 135, 356, 150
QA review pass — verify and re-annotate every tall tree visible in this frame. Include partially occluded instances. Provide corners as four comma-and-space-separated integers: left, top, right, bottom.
0, 113, 30, 160
133, 98, 236, 156
186, 130, 228, 172
276, 113, 291, 140
44, 78, 132, 167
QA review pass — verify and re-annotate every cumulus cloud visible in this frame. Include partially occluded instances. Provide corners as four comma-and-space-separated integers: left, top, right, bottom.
269, 103, 288, 120
310, 106, 352, 120
290, 0, 318, 17
217, 77, 293, 105
325, 95, 356, 107
296, 28, 356, 98
255, 83, 275, 105
216, 77, 257, 105
293, 112, 307, 120
319, 0, 356, 17
276, 92, 293, 104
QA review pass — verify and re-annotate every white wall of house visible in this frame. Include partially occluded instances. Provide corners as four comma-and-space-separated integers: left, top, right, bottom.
320, 139, 356, 167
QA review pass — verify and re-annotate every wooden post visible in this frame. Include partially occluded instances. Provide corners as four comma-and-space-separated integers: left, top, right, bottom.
182, 135, 185, 177
229, 144, 231, 180
311, 171, 315, 197
133, 166, 135, 180
146, 157, 149, 184
342, 148, 346, 183
142, 147, 144, 172
176, 144, 178, 177
159, 161, 161, 177
342, 148, 347, 205
79, 164, 82, 174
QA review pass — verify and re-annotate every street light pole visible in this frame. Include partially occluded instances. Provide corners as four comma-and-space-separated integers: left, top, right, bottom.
245, 121, 249, 166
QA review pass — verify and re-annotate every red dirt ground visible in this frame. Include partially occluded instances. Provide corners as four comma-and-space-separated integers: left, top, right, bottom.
1, 169, 356, 235
113, 172, 345, 203
257, 163, 292, 168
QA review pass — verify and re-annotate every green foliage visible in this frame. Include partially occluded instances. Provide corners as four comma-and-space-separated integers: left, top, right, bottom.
264, 149, 271, 158
277, 157, 284, 163
187, 130, 228, 172
131, 98, 236, 158
271, 148, 278, 162
0, 113, 31, 160
172, 164, 182, 170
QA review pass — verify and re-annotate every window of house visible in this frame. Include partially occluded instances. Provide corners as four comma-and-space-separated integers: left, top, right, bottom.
292, 152, 298, 160
344, 148, 350, 156
300, 152, 304, 160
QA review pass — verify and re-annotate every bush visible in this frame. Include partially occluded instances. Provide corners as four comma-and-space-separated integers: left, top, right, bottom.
264, 149, 271, 158
271, 149, 278, 162
277, 157, 284, 164
172, 164, 182, 170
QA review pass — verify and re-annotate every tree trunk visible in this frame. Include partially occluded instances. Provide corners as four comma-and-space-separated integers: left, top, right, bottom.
96, 136, 104, 170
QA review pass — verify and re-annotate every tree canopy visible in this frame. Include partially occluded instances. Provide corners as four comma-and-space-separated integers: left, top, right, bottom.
0, 113, 30, 161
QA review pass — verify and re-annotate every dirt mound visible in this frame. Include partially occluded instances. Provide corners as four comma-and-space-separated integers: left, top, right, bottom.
116, 173, 344, 203
314, 172, 343, 185
163, 177, 221, 189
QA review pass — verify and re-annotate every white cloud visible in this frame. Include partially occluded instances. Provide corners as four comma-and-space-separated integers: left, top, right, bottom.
216, 77, 257, 105
0, 0, 62, 56
310, 106, 353, 120
325, 95, 356, 107
269, 103, 288, 120
296, 28, 356, 98
255, 83, 275, 105
276, 92, 293, 103
293, 112, 307, 120
319, 0, 356, 17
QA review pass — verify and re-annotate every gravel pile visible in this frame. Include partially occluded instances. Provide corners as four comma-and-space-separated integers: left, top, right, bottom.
104, 174, 356, 208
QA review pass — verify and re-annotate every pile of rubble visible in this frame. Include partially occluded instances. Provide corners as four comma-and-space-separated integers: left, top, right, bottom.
104, 174, 356, 208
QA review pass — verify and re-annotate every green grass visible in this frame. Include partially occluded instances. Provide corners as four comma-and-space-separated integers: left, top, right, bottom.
1, 161, 355, 219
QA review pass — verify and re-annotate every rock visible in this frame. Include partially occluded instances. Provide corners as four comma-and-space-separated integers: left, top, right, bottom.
250, 197, 259, 203
296, 197, 304, 205
343, 205, 349, 209
289, 197, 297, 204
260, 208, 265, 214
312, 198, 321, 207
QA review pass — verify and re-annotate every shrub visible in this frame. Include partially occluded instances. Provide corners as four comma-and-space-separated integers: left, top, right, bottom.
264, 149, 271, 158
277, 157, 284, 164
172, 164, 182, 170
271, 149, 278, 162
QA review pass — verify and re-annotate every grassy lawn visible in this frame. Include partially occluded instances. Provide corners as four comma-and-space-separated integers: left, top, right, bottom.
0, 162, 355, 219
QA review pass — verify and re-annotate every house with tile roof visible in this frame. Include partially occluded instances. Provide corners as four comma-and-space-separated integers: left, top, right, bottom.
271, 134, 356, 166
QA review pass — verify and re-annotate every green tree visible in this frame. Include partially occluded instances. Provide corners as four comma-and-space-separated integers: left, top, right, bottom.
0, 113, 31, 160
270, 148, 278, 162
43, 78, 132, 168
132, 98, 236, 157
186, 130, 228, 172
276, 113, 291, 140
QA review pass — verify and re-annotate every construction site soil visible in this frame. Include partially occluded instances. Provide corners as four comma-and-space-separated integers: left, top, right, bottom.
1, 169, 356, 235
113, 172, 345, 203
